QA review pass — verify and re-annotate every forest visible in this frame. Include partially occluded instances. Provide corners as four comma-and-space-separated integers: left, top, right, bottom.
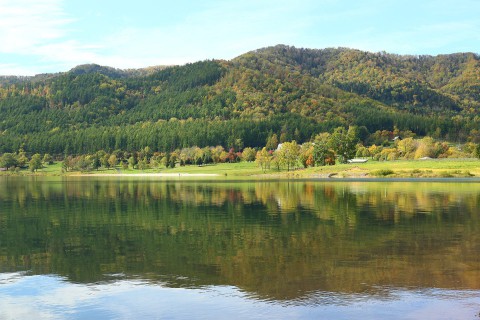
0, 45, 479, 157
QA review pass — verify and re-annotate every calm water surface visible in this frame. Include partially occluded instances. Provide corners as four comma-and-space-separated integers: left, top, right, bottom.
0, 177, 479, 319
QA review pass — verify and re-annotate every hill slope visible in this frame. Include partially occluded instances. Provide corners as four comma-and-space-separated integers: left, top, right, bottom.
0, 45, 479, 154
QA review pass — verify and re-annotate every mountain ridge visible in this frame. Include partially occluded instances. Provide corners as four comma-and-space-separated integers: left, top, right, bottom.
0, 45, 478, 154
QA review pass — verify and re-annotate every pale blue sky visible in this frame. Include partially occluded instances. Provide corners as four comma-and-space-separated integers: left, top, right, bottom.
0, 0, 479, 75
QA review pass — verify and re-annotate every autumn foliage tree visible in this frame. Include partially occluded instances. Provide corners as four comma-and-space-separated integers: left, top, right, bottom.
255, 147, 272, 172
276, 141, 299, 171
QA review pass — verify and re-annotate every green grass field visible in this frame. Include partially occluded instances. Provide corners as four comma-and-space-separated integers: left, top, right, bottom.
1, 158, 479, 179
303, 158, 480, 178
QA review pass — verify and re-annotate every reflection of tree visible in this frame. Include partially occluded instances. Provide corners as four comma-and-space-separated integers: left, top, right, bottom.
0, 178, 479, 300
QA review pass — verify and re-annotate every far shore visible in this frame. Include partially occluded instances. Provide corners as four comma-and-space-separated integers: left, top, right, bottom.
76, 172, 220, 177
1, 158, 479, 179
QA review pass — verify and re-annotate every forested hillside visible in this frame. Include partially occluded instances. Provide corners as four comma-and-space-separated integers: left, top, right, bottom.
0, 45, 479, 155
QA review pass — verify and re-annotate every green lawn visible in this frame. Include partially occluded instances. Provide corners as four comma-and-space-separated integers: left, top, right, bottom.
2, 158, 479, 178
303, 158, 480, 178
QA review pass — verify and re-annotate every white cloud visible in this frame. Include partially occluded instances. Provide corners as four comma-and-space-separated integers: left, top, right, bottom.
35, 41, 102, 64
0, 275, 144, 319
0, 0, 103, 74
0, 0, 71, 53
1, 0, 479, 75
0, 0, 77, 74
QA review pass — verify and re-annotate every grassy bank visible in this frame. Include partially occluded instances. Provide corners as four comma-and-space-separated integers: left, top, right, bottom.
299, 158, 480, 178
1, 158, 480, 179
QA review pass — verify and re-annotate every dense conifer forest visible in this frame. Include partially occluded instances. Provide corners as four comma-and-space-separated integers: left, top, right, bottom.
1, 45, 479, 156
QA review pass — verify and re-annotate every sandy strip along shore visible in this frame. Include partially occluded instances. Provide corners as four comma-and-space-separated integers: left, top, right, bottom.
78, 173, 220, 177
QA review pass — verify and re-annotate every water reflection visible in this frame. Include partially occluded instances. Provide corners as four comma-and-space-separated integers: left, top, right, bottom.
0, 273, 478, 320
0, 177, 479, 302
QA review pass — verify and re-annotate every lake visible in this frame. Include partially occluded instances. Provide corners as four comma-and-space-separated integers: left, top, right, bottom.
0, 177, 479, 319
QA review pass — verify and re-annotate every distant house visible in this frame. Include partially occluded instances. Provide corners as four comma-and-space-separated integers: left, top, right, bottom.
0, 168, 6, 172
393, 136, 402, 141
347, 159, 368, 163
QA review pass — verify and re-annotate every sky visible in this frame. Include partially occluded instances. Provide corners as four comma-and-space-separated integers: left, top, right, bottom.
0, 0, 479, 75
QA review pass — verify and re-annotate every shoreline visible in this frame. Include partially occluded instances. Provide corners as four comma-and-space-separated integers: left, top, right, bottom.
75, 173, 220, 177
1, 158, 479, 179
2, 172, 480, 182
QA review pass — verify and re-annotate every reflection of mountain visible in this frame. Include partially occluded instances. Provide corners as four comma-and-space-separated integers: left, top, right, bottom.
0, 177, 479, 300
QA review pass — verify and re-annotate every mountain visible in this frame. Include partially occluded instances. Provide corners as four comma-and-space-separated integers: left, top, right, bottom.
68, 64, 169, 78
0, 45, 479, 155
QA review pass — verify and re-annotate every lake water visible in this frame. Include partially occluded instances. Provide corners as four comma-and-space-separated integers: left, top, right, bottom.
0, 177, 479, 319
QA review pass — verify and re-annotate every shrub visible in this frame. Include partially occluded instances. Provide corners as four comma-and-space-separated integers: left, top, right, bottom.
371, 169, 395, 176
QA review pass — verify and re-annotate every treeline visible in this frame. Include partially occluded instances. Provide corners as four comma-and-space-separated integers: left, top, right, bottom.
2, 112, 474, 157
255, 129, 480, 172
0, 114, 327, 155
2, 126, 480, 173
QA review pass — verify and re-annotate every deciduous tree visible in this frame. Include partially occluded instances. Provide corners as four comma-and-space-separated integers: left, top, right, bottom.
255, 147, 271, 172
108, 154, 117, 169
0, 153, 18, 170
313, 133, 331, 166
329, 127, 359, 164
29, 154, 43, 172
276, 141, 299, 171
42, 153, 54, 165
241, 147, 256, 162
